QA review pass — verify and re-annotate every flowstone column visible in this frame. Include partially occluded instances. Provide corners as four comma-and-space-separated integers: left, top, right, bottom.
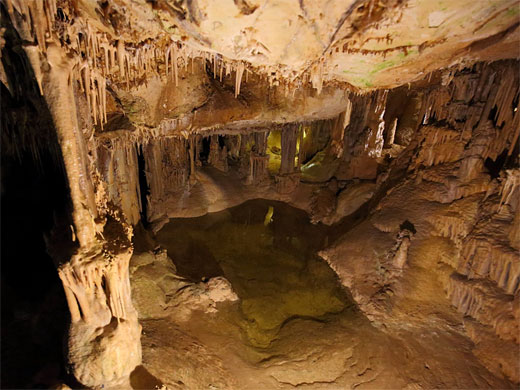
58, 236, 141, 389
276, 124, 300, 193
40, 45, 141, 388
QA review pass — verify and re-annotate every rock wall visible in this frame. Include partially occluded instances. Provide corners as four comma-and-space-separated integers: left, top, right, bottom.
321, 59, 520, 383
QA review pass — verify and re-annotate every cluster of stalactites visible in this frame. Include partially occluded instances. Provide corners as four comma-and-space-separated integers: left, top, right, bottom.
417, 62, 520, 161
58, 248, 133, 324
5, 0, 57, 95
342, 89, 388, 160
4, 0, 257, 128
5, 0, 356, 132
57, 197, 134, 323
5, 0, 57, 53
95, 137, 142, 225
69, 34, 257, 126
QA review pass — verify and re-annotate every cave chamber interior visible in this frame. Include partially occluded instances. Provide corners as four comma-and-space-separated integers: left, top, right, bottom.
1, 0, 520, 389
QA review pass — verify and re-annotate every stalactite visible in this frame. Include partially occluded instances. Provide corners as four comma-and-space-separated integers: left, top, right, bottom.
92, 82, 98, 125
412, 127, 463, 168
459, 232, 520, 295
101, 43, 109, 75
117, 39, 125, 80
387, 118, 397, 146
329, 112, 346, 158
33, 0, 47, 53
280, 124, 298, 174
310, 60, 324, 95
110, 43, 117, 74
58, 241, 135, 324
362, 90, 388, 158
82, 64, 91, 116
235, 62, 245, 97
142, 137, 190, 220
248, 154, 270, 185
417, 62, 519, 162
498, 169, 520, 212
101, 73, 107, 123
173, 44, 179, 86
297, 127, 304, 170
448, 273, 518, 343
189, 136, 196, 182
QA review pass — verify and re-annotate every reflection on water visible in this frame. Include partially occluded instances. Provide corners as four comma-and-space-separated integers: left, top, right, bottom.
157, 199, 354, 347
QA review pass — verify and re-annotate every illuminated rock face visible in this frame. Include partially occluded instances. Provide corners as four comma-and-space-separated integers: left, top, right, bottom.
1, 0, 519, 388
320, 61, 520, 383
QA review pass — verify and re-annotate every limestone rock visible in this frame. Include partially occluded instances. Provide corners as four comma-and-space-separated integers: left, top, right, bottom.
130, 249, 238, 322
68, 318, 142, 388
323, 181, 375, 224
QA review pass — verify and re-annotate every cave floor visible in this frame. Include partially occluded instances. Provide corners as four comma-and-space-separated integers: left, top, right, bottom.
130, 200, 514, 390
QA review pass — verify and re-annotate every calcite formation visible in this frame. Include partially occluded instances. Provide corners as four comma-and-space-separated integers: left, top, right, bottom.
1, 0, 519, 388
321, 60, 520, 383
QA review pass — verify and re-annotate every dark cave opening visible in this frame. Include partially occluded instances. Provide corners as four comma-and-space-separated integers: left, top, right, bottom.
400, 220, 417, 234
218, 135, 226, 148
1, 146, 71, 389
199, 136, 211, 163
485, 150, 509, 179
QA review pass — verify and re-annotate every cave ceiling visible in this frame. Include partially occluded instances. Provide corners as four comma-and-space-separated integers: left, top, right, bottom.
53, 0, 520, 89
2, 0, 519, 137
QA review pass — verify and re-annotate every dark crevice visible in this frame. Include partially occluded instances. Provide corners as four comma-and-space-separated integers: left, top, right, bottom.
137, 144, 149, 225
200, 136, 211, 163
484, 150, 508, 178
400, 220, 417, 234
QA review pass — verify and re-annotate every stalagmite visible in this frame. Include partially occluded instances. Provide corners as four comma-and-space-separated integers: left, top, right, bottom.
15, 42, 142, 388
392, 229, 413, 269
